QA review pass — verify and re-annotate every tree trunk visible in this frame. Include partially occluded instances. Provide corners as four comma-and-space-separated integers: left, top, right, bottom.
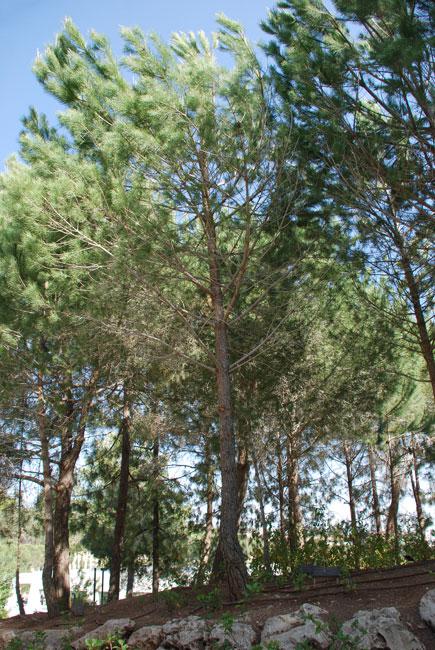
38, 371, 57, 617
386, 436, 402, 562
253, 456, 271, 574
152, 433, 160, 597
15, 463, 25, 616
53, 468, 73, 612
277, 440, 286, 539
126, 565, 135, 598
236, 443, 249, 526
410, 434, 426, 540
286, 434, 302, 558
200, 152, 248, 598
343, 441, 359, 569
196, 435, 214, 585
399, 248, 435, 399
368, 445, 382, 535
108, 386, 131, 602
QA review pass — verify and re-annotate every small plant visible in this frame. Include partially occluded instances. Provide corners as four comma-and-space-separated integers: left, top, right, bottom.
196, 586, 222, 611
159, 589, 186, 613
6, 639, 24, 650
244, 580, 263, 598
292, 571, 306, 591
85, 632, 128, 650
219, 612, 235, 634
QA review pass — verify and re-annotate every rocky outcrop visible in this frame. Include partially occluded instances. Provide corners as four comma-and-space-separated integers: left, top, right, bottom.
0, 627, 81, 650
161, 616, 208, 649
341, 607, 425, 650
128, 624, 164, 649
209, 621, 256, 650
419, 589, 435, 631
72, 618, 135, 649
261, 603, 331, 649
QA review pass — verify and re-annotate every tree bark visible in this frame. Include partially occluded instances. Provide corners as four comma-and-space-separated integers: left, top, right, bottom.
386, 435, 402, 562
368, 445, 382, 535
253, 456, 271, 574
410, 434, 426, 540
38, 370, 57, 617
236, 442, 249, 526
277, 440, 286, 539
286, 434, 302, 557
200, 149, 248, 598
108, 386, 131, 602
152, 433, 160, 597
399, 248, 435, 399
15, 458, 25, 616
343, 441, 360, 569
196, 434, 214, 585
126, 564, 135, 598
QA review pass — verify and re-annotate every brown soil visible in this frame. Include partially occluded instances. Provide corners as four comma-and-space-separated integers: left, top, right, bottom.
1, 559, 435, 647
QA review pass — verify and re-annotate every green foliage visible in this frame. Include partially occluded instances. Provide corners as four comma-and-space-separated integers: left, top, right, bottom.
0, 571, 12, 618
196, 586, 223, 611
159, 589, 187, 613
85, 633, 128, 650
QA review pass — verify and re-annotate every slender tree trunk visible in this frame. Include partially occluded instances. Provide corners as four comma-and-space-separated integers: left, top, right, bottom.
152, 433, 160, 597
368, 445, 382, 535
286, 434, 302, 558
15, 465, 25, 616
236, 443, 249, 526
277, 440, 286, 539
200, 152, 248, 597
410, 434, 426, 540
386, 435, 402, 562
399, 248, 435, 399
343, 441, 360, 569
126, 565, 134, 598
196, 435, 214, 585
38, 371, 57, 617
109, 386, 131, 602
253, 456, 271, 574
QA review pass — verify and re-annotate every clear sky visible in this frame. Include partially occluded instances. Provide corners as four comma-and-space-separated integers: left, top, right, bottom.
0, 0, 271, 169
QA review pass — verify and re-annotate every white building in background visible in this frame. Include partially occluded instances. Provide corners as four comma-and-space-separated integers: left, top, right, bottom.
5, 552, 134, 617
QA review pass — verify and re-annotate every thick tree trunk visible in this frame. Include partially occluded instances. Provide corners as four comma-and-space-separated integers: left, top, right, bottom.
399, 248, 435, 399
152, 434, 160, 597
53, 468, 73, 612
277, 440, 286, 539
286, 434, 302, 557
38, 371, 57, 617
108, 387, 131, 602
368, 445, 382, 535
196, 435, 214, 585
410, 434, 426, 539
200, 152, 248, 598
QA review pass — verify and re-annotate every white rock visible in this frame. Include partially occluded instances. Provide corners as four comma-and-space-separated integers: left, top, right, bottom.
261, 603, 331, 649
209, 621, 256, 650
128, 625, 163, 649
72, 618, 135, 649
419, 589, 435, 631
341, 607, 425, 649
161, 616, 208, 649
0, 630, 16, 650
0, 627, 81, 650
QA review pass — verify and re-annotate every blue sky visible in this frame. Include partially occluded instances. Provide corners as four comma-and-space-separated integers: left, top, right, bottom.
0, 0, 271, 169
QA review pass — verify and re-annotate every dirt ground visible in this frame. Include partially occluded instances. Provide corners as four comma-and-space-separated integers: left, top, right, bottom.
1, 559, 435, 647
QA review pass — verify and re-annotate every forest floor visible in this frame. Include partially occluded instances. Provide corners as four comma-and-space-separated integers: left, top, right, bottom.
1, 559, 435, 647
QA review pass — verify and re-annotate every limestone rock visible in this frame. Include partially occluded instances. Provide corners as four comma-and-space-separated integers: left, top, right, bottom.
0, 629, 16, 650
261, 603, 331, 649
128, 625, 163, 649
419, 589, 435, 631
209, 621, 256, 650
341, 607, 425, 649
72, 618, 135, 649
161, 616, 208, 649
